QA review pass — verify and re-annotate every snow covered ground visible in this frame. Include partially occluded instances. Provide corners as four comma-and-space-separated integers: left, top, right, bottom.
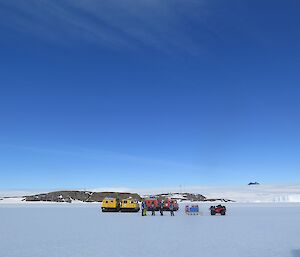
0, 203, 300, 257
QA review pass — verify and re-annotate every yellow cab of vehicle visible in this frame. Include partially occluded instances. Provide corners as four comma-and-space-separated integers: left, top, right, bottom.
120, 198, 140, 212
102, 197, 120, 212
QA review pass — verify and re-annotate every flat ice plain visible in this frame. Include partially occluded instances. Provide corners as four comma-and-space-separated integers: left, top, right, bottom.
1, 203, 300, 257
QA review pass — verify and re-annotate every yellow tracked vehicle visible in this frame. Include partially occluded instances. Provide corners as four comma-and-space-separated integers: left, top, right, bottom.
120, 199, 140, 212
101, 197, 120, 212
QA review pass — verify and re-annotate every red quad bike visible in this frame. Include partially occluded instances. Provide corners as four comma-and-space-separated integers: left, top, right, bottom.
210, 205, 226, 215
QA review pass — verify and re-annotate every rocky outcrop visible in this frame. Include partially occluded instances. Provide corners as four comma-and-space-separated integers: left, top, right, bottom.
154, 193, 206, 201
204, 198, 235, 202
25, 191, 141, 203
248, 182, 260, 186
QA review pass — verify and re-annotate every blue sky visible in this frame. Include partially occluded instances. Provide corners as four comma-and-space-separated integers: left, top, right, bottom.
0, 0, 300, 190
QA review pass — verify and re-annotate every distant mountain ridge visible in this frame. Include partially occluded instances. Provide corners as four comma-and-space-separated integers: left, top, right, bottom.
2, 185, 300, 203
22, 190, 233, 203
24, 191, 141, 203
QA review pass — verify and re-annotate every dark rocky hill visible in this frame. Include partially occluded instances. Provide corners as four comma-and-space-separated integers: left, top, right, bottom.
25, 191, 141, 203
24, 191, 232, 203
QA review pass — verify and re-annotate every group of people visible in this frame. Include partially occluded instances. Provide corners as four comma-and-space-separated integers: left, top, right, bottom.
141, 201, 175, 216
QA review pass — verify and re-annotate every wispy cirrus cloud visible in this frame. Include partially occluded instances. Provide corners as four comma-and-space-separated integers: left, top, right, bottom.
0, 0, 209, 54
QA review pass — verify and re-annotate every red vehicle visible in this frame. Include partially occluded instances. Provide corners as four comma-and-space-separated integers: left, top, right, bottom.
210, 205, 226, 215
145, 198, 159, 211
163, 199, 179, 211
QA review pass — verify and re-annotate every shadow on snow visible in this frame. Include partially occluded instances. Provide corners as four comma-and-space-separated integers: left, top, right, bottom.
292, 250, 300, 257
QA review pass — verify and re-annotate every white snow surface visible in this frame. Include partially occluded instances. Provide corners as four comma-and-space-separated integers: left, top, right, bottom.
0, 203, 300, 257
0, 197, 25, 204
188, 184, 300, 203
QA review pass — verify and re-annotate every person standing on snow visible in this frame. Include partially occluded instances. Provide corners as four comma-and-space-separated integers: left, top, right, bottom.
159, 200, 164, 216
141, 201, 146, 216
151, 202, 156, 216
170, 201, 175, 216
